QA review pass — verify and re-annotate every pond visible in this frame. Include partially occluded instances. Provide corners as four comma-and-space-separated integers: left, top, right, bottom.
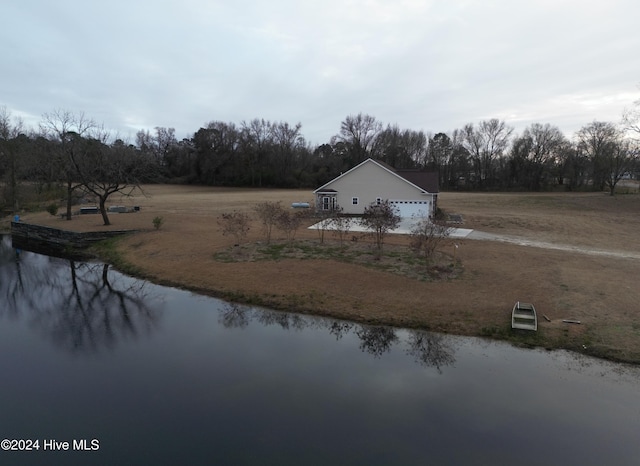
1, 235, 639, 465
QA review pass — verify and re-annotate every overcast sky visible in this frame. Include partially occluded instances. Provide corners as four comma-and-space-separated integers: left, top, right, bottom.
2, 0, 639, 145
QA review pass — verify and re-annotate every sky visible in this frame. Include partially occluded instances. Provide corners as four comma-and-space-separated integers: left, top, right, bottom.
2, 0, 639, 145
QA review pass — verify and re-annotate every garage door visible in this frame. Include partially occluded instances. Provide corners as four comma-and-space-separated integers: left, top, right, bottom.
389, 200, 430, 218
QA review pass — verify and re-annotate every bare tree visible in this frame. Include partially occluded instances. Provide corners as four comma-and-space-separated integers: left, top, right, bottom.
240, 118, 273, 187
575, 121, 620, 191
360, 200, 401, 258
0, 106, 25, 211
553, 140, 587, 190
40, 109, 158, 225
604, 139, 639, 195
428, 130, 471, 188
218, 211, 251, 244
40, 109, 98, 220
254, 201, 284, 243
312, 205, 335, 244
510, 123, 567, 190
622, 89, 640, 140
371, 124, 426, 168
72, 137, 156, 225
271, 121, 305, 185
409, 217, 450, 265
135, 127, 177, 166
461, 119, 513, 188
327, 208, 353, 246
275, 208, 306, 244
153, 127, 177, 166
332, 113, 382, 164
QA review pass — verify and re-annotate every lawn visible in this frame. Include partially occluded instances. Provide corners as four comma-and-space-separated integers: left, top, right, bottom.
12, 184, 640, 364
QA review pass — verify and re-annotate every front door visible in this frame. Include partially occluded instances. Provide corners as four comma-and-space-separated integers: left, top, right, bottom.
321, 195, 337, 211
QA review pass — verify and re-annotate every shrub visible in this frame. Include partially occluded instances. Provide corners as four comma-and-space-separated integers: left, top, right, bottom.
253, 201, 284, 243
218, 211, 251, 244
276, 209, 307, 243
360, 200, 401, 258
152, 216, 164, 230
409, 218, 450, 264
327, 210, 353, 246
46, 203, 59, 216
434, 207, 447, 221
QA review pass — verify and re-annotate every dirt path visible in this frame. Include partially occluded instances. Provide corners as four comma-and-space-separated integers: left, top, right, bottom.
467, 231, 640, 260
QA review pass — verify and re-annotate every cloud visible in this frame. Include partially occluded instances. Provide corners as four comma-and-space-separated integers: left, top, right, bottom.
2, 0, 639, 144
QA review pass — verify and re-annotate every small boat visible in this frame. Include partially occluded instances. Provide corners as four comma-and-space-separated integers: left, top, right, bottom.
512, 301, 537, 331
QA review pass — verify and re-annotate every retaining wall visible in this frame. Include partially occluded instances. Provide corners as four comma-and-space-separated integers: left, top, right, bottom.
10, 222, 135, 250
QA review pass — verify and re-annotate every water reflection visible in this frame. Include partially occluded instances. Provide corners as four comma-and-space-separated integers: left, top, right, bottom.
2, 238, 640, 465
0, 236, 160, 353
220, 302, 457, 371
1, 234, 456, 370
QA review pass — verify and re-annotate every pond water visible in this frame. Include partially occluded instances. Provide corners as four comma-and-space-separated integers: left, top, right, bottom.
1, 235, 639, 465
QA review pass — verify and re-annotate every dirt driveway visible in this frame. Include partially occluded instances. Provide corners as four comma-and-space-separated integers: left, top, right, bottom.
467, 230, 640, 260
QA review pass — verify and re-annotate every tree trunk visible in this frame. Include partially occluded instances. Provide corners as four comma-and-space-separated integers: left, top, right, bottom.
65, 180, 73, 220
9, 154, 18, 212
99, 196, 111, 225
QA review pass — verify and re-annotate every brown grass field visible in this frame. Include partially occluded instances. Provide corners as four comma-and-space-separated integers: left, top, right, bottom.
11, 184, 640, 364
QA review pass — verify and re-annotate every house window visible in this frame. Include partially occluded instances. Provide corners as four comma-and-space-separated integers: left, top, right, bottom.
376, 197, 382, 205
352, 197, 359, 205
322, 197, 330, 210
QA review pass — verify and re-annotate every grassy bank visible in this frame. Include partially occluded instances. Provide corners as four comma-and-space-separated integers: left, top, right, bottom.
91, 232, 639, 365
17, 185, 640, 365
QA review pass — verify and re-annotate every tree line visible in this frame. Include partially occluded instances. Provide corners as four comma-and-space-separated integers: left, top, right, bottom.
2, 102, 640, 217
0, 108, 157, 224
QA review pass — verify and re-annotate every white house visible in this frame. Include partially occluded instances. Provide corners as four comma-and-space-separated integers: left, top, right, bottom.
313, 158, 439, 218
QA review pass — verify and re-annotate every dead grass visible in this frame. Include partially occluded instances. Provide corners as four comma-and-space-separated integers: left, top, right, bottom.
214, 239, 460, 282
15, 184, 640, 364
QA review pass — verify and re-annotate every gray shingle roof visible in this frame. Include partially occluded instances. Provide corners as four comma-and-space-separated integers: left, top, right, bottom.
394, 169, 439, 193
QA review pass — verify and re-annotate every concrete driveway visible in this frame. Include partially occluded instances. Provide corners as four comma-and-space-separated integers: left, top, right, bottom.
308, 218, 473, 238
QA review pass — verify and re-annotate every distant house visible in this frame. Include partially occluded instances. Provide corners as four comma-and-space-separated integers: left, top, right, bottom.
313, 158, 439, 218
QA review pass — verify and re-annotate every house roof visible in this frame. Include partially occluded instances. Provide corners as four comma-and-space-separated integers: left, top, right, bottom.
394, 169, 439, 193
314, 158, 439, 194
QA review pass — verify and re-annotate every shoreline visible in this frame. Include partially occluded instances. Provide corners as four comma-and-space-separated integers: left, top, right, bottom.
4, 186, 639, 365
93, 233, 638, 366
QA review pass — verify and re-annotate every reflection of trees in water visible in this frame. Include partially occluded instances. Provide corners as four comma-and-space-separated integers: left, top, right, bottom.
328, 321, 354, 340
0, 236, 161, 353
218, 300, 455, 371
2, 235, 454, 367
219, 303, 251, 329
405, 331, 456, 372
36, 262, 159, 352
256, 309, 309, 331
220, 303, 320, 332
0, 237, 53, 320
356, 325, 399, 358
